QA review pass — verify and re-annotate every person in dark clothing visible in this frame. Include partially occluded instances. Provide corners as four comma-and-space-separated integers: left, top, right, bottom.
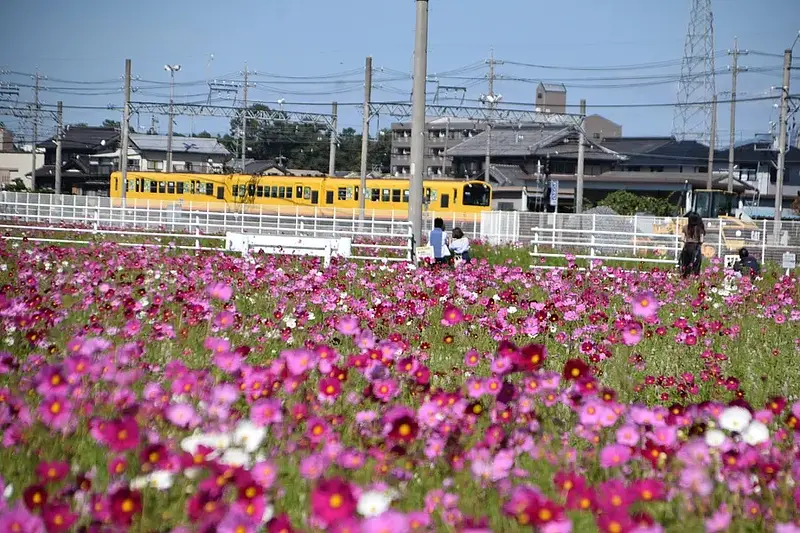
733, 247, 761, 277
680, 212, 705, 278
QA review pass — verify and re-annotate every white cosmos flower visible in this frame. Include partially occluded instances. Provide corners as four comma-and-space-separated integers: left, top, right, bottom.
703, 428, 727, 448
130, 471, 174, 490
219, 448, 250, 468
357, 490, 392, 517
3, 483, 13, 499
233, 420, 266, 453
180, 432, 231, 455
262, 504, 275, 523
718, 406, 752, 433
742, 421, 770, 446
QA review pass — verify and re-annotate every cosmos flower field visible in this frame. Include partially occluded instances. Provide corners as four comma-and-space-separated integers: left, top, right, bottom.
0, 241, 799, 533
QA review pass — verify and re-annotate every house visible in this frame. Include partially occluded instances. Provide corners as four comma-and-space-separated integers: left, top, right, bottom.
535, 83, 567, 114
0, 128, 44, 188
31, 126, 119, 193
244, 160, 324, 177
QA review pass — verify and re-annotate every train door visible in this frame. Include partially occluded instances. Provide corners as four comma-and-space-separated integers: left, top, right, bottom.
216, 186, 225, 200
326, 190, 334, 205
441, 193, 450, 209
311, 190, 319, 205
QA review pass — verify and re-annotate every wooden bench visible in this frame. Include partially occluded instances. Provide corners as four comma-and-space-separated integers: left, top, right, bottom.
224, 233, 351, 268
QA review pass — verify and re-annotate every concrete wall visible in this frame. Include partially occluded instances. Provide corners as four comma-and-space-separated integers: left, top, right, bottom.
0, 152, 44, 188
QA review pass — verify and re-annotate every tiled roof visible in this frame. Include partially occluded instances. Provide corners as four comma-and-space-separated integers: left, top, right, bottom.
446, 126, 573, 157
487, 164, 530, 186
129, 134, 230, 156
38, 127, 119, 152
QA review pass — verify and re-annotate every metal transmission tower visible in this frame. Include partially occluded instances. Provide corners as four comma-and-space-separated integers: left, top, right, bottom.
672, 0, 716, 144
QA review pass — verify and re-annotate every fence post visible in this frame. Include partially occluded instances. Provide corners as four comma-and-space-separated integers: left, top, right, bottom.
632, 215, 638, 256
93, 208, 100, 234
195, 216, 200, 249
717, 220, 724, 258
673, 216, 680, 264
761, 219, 767, 263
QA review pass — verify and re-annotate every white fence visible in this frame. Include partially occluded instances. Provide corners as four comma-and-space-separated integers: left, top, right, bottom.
1, 192, 799, 267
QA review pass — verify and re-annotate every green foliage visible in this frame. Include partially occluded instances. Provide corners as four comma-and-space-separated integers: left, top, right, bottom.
195, 131, 213, 138
102, 119, 120, 129
598, 190, 676, 216
224, 105, 391, 173
2, 178, 28, 192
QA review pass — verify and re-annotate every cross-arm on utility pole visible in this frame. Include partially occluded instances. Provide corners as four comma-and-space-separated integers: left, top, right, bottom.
774, 48, 792, 241
727, 37, 748, 192
359, 56, 372, 222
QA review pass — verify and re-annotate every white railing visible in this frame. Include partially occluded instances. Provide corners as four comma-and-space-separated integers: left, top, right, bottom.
2, 192, 798, 267
0, 193, 414, 263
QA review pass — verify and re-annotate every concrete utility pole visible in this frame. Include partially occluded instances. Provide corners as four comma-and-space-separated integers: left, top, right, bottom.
30, 71, 40, 191
120, 59, 132, 202
164, 64, 181, 173
727, 37, 748, 192
774, 48, 792, 241
707, 93, 717, 190
483, 49, 502, 180
328, 101, 338, 176
575, 99, 586, 214
55, 101, 63, 195
359, 56, 372, 221
409, 0, 429, 247
241, 64, 254, 172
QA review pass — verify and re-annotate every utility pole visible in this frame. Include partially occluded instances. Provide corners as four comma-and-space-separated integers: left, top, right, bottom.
55, 101, 63, 195
575, 99, 586, 214
707, 94, 717, 190
409, 0, 429, 247
727, 37, 748, 192
164, 64, 181, 173
30, 71, 40, 191
774, 48, 792, 242
442, 118, 450, 176
359, 56, 372, 221
241, 64, 254, 172
328, 101, 338, 176
483, 49, 502, 180
120, 58, 131, 202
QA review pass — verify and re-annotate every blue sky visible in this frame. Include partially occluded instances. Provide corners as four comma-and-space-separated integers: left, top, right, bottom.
0, 0, 798, 145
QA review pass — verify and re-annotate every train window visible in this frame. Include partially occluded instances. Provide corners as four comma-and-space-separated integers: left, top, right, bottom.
279, 186, 285, 198
177, 182, 184, 194
257, 186, 264, 197
248, 184, 256, 196
338, 187, 347, 201
392, 189, 401, 203
149, 181, 157, 194
286, 187, 292, 199
214, 185, 222, 198
403, 190, 409, 203
268, 186, 276, 198
371, 189, 380, 202
232, 186, 239, 197
326, 191, 334, 204
424, 188, 431, 203
303, 187, 311, 200
158, 182, 166, 194
440, 194, 449, 208
382, 189, 390, 202
238, 185, 246, 197
296, 186, 303, 197
462, 183, 491, 206
167, 181, 175, 194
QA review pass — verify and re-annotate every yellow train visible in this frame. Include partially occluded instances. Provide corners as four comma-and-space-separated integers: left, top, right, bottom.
109, 171, 492, 220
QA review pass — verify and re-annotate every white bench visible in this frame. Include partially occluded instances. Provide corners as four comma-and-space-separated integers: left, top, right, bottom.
225, 233, 351, 268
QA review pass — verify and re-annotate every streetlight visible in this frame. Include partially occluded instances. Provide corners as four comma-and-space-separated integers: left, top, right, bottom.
164, 64, 181, 173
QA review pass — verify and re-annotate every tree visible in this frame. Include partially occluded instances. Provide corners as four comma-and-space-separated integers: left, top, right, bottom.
598, 190, 676, 216
226, 105, 391, 174
2, 178, 28, 192
102, 119, 120, 129
72, 122, 89, 128
196, 131, 212, 138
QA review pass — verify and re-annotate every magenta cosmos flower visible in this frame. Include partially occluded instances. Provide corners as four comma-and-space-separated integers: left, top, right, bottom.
631, 290, 660, 319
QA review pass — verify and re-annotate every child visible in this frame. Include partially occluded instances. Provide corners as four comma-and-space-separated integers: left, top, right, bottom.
449, 227, 470, 263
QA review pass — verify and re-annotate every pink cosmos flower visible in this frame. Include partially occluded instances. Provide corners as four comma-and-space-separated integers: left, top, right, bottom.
284, 349, 315, 376
250, 398, 283, 426
621, 321, 643, 346
615, 424, 640, 446
599, 444, 632, 469
165, 403, 200, 429
441, 303, 465, 326
207, 282, 233, 301
213, 311, 235, 329
335, 315, 360, 336
38, 396, 73, 430
217, 509, 258, 533
0, 502, 45, 533
251, 461, 278, 489
213, 351, 243, 374
361, 511, 409, 533
631, 290, 660, 319
704, 504, 731, 532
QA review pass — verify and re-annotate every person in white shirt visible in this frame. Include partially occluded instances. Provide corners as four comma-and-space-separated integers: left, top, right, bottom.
449, 227, 470, 263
